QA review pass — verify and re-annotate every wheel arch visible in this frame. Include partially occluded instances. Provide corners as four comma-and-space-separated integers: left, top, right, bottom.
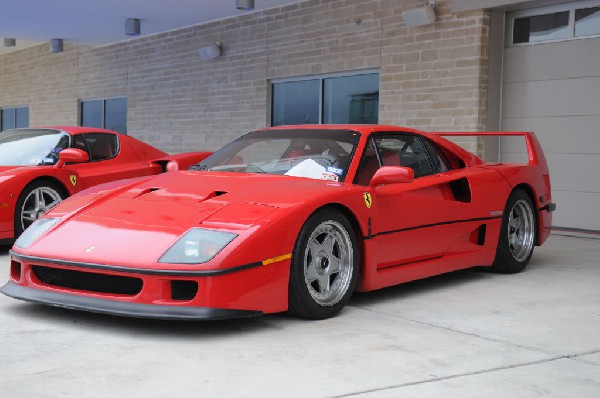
23, 176, 71, 198
509, 183, 540, 245
307, 202, 365, 279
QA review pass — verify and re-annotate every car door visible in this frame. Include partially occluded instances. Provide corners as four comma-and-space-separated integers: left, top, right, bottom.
355, 133, 462, 269
66, 133, 147, 189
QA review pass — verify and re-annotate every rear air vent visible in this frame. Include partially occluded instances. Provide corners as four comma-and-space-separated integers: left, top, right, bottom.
32, 265, 142, 295
449, 178, 472, 203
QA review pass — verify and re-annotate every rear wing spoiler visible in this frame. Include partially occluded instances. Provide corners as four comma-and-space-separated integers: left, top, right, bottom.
432, 131, 547, 167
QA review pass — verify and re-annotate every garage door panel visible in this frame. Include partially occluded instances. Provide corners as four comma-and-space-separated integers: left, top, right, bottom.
501, 116, 600, 155
503, 77, 600, 118
545, 154, 600, 192
552, 191, 600, 231
504, 39, 600, 83
501, 34, 600, 231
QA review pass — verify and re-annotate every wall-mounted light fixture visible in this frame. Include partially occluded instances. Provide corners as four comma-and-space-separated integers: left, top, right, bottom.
401, 2, 436, 27
199, 42, 222, 60
236, 0, 254, 11
50, 39, 63, 53
4, 38, 16, 47
125, 18, 141, 36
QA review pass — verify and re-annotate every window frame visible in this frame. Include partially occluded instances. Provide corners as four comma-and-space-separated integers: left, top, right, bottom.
80, 96, 128, 134
353, 132, 449, 185
506, 0, 600, 47
270, 69, 380, 126
73, 132, 120, 162
1, 106, 29, 131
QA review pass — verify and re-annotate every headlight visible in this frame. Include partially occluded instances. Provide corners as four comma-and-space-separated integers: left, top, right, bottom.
14, 218, 61, 249
158, 228, 237, 264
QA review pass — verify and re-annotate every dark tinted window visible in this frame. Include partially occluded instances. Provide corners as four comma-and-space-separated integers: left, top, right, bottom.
80, 133, 119, 161
354, 134, 435, 185
513, 11, 569, 44
271, 72, 379, 126
422, 138, 451, 173
81, 97, 127, 134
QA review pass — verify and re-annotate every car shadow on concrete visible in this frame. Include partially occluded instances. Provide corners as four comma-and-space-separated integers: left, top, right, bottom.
2, 255, 549, 337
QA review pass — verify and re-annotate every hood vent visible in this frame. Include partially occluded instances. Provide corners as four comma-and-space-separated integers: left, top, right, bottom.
205, 190, 228, 200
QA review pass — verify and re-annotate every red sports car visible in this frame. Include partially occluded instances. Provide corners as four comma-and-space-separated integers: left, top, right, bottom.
1, 125, 555, 320
0, 126, 210, 241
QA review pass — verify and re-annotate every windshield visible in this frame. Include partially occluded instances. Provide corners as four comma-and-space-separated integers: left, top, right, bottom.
191, 129, 360, 182
0, 129, 71, 166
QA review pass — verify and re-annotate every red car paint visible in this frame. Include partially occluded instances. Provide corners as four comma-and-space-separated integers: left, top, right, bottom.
0, 126, 211, 241
1, 125, 555, 320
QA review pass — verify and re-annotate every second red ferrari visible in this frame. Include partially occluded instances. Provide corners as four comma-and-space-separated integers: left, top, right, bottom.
0, 126, 210, 241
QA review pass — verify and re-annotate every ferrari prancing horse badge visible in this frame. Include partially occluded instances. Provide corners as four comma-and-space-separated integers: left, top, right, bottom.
70, 175, 77, 186
363, 192, 372, 209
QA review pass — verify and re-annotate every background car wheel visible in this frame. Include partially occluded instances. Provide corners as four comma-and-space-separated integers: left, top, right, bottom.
288, 208, 359, 319
14, 181, 66, 237
490, 189, 536, 273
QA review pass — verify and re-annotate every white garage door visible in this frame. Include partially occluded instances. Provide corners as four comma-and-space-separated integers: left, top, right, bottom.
501, 3, 600, 231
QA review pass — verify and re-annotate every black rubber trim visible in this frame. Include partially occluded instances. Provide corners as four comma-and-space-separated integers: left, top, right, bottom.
364, 216, 502, 240
9, 250, 263, 277
541, 203, 556, 212
0, 281, 262, 320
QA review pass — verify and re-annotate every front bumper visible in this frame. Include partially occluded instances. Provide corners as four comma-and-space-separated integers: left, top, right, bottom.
1, 281, 262, 320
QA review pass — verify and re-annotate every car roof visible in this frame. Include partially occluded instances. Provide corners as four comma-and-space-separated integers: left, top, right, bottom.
262, 124, 425, 135
29, 126, 121, 135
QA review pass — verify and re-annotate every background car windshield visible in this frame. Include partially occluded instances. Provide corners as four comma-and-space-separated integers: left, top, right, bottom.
0, 129, 70, 166
193, 129, 360, 182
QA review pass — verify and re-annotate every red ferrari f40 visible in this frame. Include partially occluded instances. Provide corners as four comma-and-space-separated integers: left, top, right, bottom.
1, 125, 555, 320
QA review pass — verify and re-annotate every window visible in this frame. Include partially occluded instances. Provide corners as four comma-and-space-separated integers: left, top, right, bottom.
354, 134, 447, 186
1, 106, 29, 131
576, 6, 600, 36
73, 133, 119, 161
271, 71, 379, 126
508, 1, 600, 45
81, 97, 127, 134
513, 11, 570, 44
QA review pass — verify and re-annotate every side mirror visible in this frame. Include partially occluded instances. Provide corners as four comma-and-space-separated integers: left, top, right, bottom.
55, 148, 89, 168
370, 166, 414, 187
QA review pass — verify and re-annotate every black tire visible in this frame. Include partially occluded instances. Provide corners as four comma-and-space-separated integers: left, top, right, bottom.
490, 189, 536, 273
288, 208, 359, 319
14, 181, 66, 237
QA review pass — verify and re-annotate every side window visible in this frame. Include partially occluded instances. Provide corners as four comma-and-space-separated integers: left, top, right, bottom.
353, 134, 436, 185
375, 135, 433, 178
354, 139, 380, 186
421, 138, 451, 173
81, 133, 119, 161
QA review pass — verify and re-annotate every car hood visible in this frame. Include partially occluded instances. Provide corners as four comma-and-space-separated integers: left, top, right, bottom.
23, 171, 348, 267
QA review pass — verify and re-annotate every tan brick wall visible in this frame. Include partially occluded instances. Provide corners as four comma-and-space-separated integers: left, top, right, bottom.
0, 0, 489, 155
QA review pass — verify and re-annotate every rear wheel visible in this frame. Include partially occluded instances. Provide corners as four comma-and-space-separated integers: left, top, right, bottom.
288, 208, 358, 319
14, 181, 66, 237
491, 189, 536, 273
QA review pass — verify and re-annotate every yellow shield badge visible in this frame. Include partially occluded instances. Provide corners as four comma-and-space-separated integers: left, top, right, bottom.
69, 175, 77, 186
363, 192, 372, 209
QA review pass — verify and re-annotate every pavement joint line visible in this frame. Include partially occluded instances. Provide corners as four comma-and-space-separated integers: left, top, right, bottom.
350, 305, 570, 358
330, 355, 574, 398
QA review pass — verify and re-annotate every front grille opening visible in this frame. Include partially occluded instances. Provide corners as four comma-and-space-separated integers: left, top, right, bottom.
171, 280, 198, 301
10, 260, 22, 281
32, 265, 142, 295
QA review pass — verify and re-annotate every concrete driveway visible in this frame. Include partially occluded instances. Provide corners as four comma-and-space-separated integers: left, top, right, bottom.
1, 233, 599, 397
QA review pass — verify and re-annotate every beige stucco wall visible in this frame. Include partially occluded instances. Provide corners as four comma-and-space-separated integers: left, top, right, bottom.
0, 0, 489, 154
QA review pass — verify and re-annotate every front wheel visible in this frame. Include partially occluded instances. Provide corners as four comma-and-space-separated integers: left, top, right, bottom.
490, 189, 536, 273
14, 181, 66, 237
288, 208, 358, 319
